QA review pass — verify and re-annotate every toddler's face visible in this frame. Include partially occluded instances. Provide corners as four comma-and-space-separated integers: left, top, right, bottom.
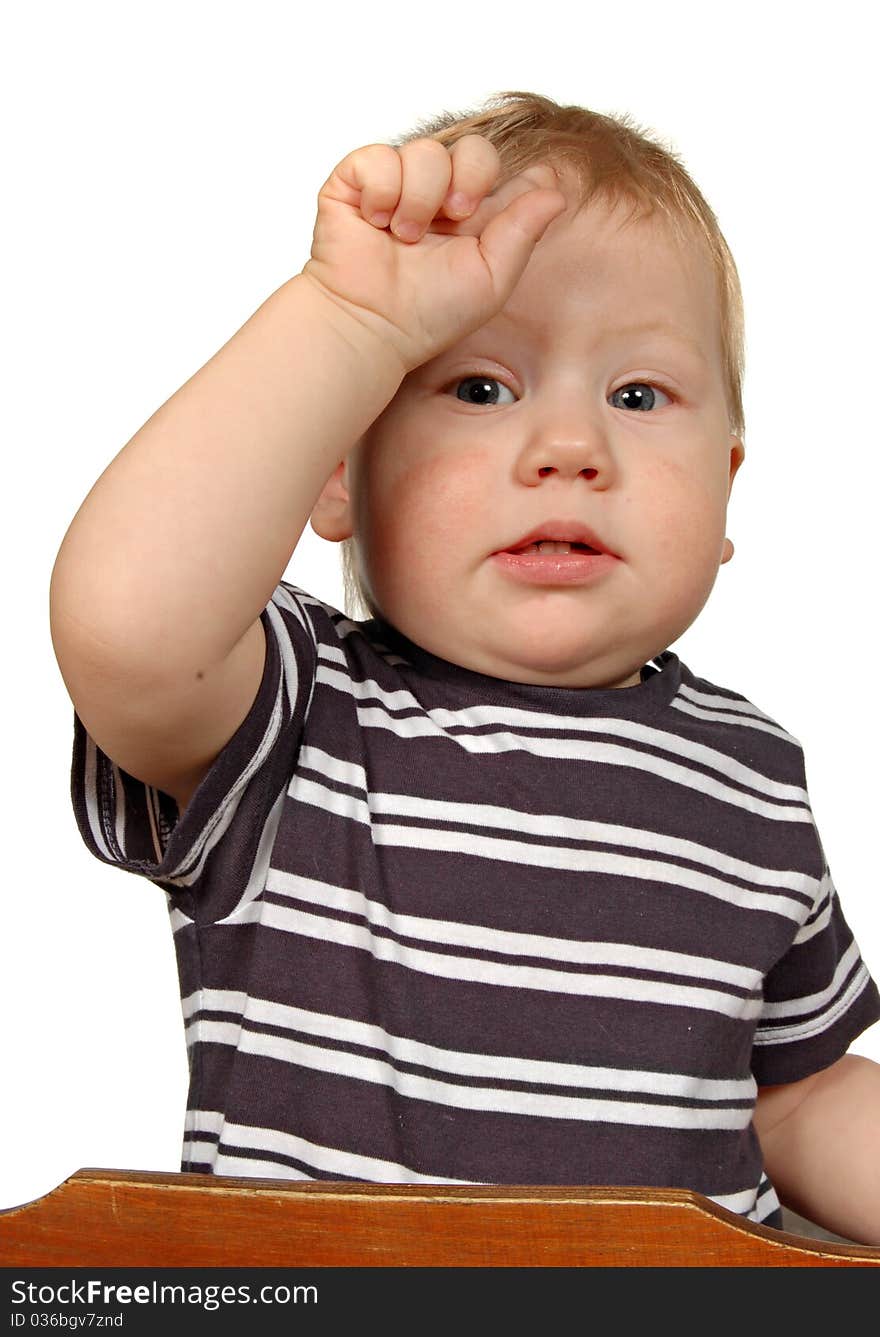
314, 189, 744, 689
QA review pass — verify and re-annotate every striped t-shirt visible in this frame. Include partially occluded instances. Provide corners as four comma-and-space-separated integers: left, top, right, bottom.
71, 581, 880, 1227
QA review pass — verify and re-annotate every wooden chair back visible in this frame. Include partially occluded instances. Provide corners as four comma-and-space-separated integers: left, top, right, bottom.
2, 1170, 880, 1266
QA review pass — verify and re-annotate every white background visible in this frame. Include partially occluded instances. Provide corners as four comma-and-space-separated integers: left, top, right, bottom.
2, 0, 878, 1214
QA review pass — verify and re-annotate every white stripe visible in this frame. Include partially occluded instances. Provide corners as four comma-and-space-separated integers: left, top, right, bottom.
791, 877, 834, 946
754, 963, 872, 1046
182, 1138, 236, 1168
290, 761, 816, 897
219, 783, 288, 922
197, 1154, 313, 1180
672, 689, 799, 746
711, 1184, 766, 1216
676, 681, 783, 727
289, 588, 363, 647
187, 1019, 753, 1131
184, 988, 757, 1102
371, 825, 806, 920
285, 779, 808, 922
361, 715, 810, 822
168, 905, 192, 932
184, 1108, 225, 1133
298, 744, 366, 792
81, 623, 288, 883
710, 1178, 781, 1223
81, 735, 114, 862
183, 1142, 775, 1217
151, 786, 169, 862
318, 642, 348, 668
110, 762, 132, 858
181, 993, 202, 1022
753, 1192, 783, 1224
758, 940, 862, 1019
265, 598, 301, 719
183, 1114, 479, 1184
166, 588, 302, 898
265, 869, 764, 991
159, 667, 289, 887
314, 663, 809, 809
270, 582, 319, 652
200, 900, 765, 1018
182, 1098, 767, 1207
365, 792, 811, 891
671, 696, 798, 745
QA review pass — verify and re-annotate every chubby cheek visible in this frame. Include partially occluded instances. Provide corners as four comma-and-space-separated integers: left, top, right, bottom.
361, 448, 488, 605
635, 462, 729, 594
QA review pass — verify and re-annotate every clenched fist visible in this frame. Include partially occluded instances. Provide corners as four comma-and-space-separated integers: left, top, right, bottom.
301, 135, 568, 373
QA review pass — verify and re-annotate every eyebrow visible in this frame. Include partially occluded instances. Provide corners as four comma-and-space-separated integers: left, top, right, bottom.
492, 312, 708, 360
605, 321, 707, 357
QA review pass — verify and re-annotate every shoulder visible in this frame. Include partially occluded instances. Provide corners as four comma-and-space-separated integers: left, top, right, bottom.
270, 579, 398, 677
269, 579, 343, 635
268, 579, 365, 658
673, 661, 800, 739
669, 659, 807, 781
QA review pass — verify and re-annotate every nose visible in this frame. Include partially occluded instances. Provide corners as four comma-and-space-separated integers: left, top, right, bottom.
514, 392, 616, 488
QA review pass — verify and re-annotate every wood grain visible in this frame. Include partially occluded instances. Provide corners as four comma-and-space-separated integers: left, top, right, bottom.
2, 1171, 880, 1266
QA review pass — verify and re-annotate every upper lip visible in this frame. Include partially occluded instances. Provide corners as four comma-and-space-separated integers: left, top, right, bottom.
495, 520, 617, 557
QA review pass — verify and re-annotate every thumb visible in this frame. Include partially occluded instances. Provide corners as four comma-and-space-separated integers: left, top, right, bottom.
476, 188, 568, 299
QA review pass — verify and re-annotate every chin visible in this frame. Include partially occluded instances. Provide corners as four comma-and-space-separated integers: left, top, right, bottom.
502, 611, 598, 665
483, 633, 605, 685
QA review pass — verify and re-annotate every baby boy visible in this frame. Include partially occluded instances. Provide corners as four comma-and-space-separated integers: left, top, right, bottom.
50, 92, 880, 1241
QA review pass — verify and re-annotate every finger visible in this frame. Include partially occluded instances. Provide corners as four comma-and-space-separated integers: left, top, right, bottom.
388, 138, 453, 242
325, 143, 403, 228
483, 162, 563, 211
477, 186, 568, 297
440, 134, 502, 219
430, 162, 565, 238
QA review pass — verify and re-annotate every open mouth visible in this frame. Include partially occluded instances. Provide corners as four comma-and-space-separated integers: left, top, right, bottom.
491, 539, 615, 584
507, 540, 600, 555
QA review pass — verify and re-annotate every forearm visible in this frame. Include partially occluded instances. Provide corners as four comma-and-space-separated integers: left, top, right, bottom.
756, 1053, 880, 1244
50, 273, 405, 682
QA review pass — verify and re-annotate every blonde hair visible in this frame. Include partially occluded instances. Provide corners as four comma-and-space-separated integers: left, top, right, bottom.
341, 90, 745, 622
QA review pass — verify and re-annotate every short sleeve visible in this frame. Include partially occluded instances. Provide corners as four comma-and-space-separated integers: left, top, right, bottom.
69, 581, 319, 918
752, 802, 880, 1086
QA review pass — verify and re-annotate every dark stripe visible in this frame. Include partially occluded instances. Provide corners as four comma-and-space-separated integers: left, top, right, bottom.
192, 1013, 752, 1109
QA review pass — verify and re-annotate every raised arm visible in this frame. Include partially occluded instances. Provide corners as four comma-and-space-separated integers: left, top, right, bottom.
49, 137, 567, 810
48, 275, 406, 811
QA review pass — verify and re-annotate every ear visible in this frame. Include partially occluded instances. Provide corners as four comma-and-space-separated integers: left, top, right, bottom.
727, 435, 745, 495
720, 435, 745, 566
310, 457, 355, 542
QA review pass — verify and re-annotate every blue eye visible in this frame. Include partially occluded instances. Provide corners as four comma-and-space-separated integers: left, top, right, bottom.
609, 382, 671, 412
452, 376, 517, 406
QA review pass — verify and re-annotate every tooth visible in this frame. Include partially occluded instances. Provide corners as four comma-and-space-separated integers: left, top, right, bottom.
515, 541, 575, 554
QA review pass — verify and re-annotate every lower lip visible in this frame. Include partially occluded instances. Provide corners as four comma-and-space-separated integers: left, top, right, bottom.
490, 550, 619, 585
